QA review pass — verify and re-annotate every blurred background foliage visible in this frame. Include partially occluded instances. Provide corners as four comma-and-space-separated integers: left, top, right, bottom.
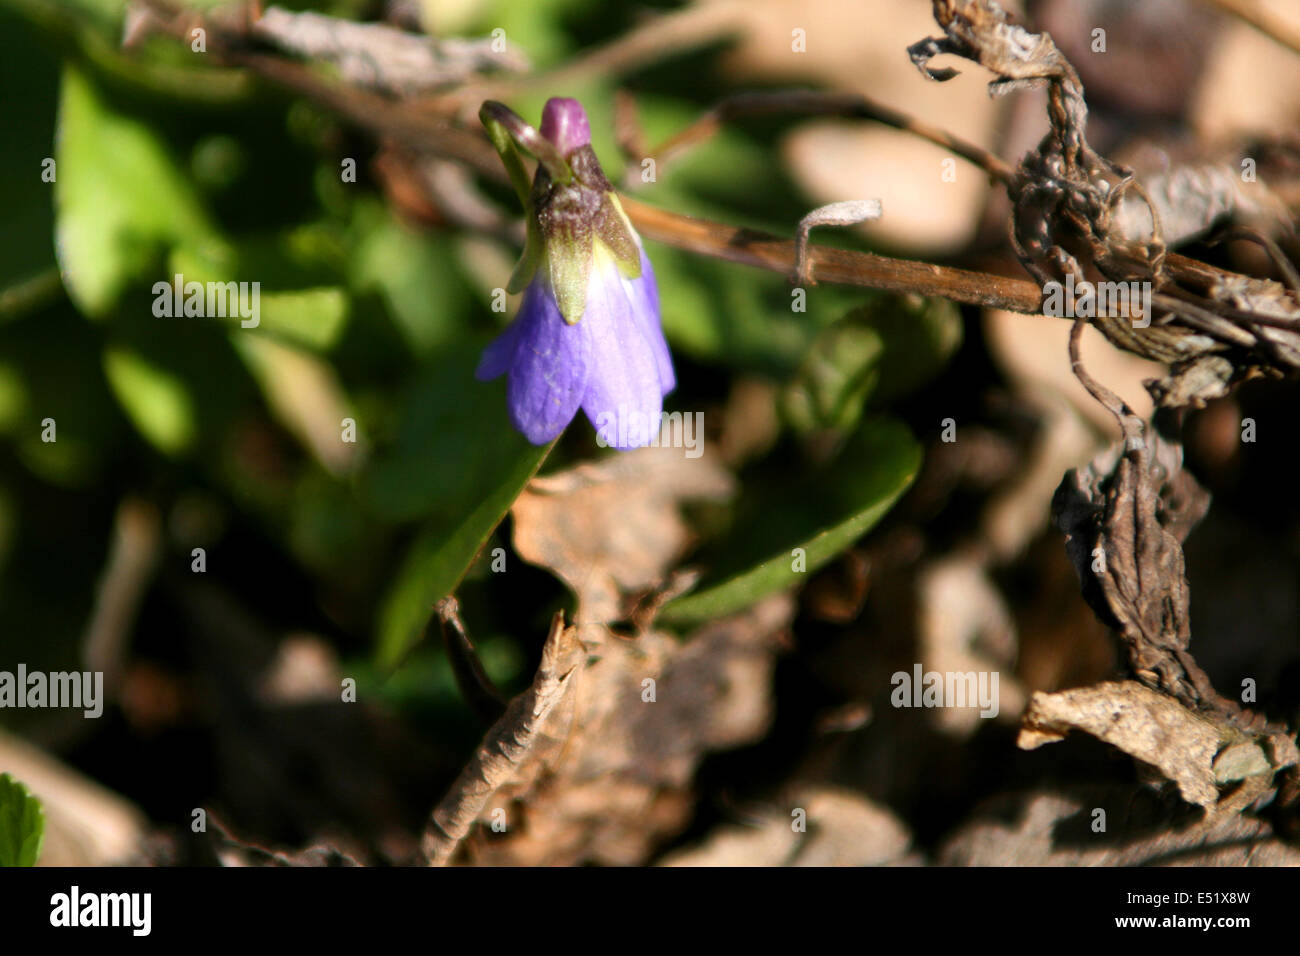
0, 0, 960, 850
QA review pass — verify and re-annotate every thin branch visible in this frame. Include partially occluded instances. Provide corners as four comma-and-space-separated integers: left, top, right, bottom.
1068, 317, 1144, 445
433, 596, 507, 725
531, 1, 747, 90
250, 6, 528, 94
1209, 227, 1300, 295
228, 50, 504, 174
0, 268, 63, 322
637, 89, 1015, 183
619, 195, 1044, 312
83, 498, 161, 695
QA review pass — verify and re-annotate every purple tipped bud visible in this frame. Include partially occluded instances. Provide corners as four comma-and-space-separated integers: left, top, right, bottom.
540, 97, 591, 157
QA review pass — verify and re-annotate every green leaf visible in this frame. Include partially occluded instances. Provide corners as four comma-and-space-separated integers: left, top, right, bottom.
468, 0, 588, 68
230, 334, 354, 474
0, 362, 28, 433
372, 344, 555, 666
55, 64, 216, 317
253, 287, 349, 350
863, 296, 962, 404
103, 346, 197, 455
635, 101, 783, 216
167, 245, 351, 351
783, 297, 962, 436
661, 418, 920, 624
363, 346, 538, 523
347, 201, 472, 357
0, 773, 45, 867
5, 0, 253, 103
375, 439, 552, 669
782, 315, 884, 435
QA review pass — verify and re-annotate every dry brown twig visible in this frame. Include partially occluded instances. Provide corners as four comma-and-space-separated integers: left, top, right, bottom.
422, 611, 583, 866
617, 88, 1016, 184
249, 6, 528, 94
432, 597, 506, 725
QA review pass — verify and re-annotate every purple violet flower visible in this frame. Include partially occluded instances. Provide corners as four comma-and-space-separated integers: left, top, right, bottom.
476, 97, 675, 449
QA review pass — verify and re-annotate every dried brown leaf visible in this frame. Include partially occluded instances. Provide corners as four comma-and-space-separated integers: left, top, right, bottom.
1018, 681, 1225, 807
940, 788, 1300, 866
1051, 424, 1257, 727
1018, 680, 1297, 811
660, 785, 914, 867
511, 446, 733, 629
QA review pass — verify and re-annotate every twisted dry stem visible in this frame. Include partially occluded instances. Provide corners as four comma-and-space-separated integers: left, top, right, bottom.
911, 0, 1300, 404
1063, 321, 1282, 739
422, 612, 583, 866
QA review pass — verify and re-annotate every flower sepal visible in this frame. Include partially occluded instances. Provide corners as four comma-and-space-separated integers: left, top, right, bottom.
482, 99, 643, 323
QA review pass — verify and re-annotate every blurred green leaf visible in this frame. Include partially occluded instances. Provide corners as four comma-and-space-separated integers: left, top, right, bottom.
3, 0, 254, 102
253, 287, 349, 350
55, 64, 217, 317
626, 95, 788, 219
372, 344, 555, 666
376, 437, 552, 669
348, 200, 472, 356
471, 0, 590, 69
782, 296, 961, 435
167, 245, 351, 351
782, 314, 884, 435
865, 296, 963, 404
230, 333, 355, 474
0, 773, 45, 867
287, 469, 375, 577
0, 363, 28, 434
662, 418, 920, 624
190, 134, 247, 192
652, 246, 864, 377
364, 344, 543, 522
8, 0, 122, 33
103, 346, 196, 455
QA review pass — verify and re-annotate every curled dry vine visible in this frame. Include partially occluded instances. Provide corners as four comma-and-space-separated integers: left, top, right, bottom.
911, 0, 1300, 408
907, 0, 1300, 815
